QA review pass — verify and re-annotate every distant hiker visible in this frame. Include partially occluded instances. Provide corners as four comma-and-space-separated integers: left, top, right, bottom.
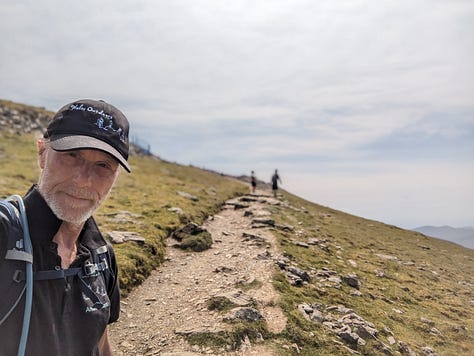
251, 170, 257, 193
271, 169, 282, 197
0, 99, 131, 356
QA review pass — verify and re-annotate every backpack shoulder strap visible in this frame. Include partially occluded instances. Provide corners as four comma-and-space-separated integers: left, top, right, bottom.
89, 244, 114, 294
0, 196, 33, 335
32, 245, 113, 294
0, 200, 27, 325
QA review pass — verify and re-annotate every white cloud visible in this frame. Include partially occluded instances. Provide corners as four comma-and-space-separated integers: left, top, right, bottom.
0, 0, 472, 228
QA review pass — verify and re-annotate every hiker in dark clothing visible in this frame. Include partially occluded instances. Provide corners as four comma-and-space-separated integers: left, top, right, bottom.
271, 169, 282, 197
251, 171, 257, 193
0, 99, 131, 356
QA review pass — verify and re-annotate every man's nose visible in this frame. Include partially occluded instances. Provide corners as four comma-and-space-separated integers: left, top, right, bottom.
72, 163, 94, 187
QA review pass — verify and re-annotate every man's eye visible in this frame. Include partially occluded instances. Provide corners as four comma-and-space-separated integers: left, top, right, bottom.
94, 162, 117, 177
56, 151, 82, 167
61, 151, 79, 163
62, 151, 80, 160
97, 162, 111, 169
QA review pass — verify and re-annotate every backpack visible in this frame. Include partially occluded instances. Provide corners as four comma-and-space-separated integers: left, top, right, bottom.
0, 195, 33, 356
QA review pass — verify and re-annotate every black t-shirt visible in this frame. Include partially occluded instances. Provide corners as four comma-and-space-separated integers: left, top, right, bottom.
0, 186, 120, 356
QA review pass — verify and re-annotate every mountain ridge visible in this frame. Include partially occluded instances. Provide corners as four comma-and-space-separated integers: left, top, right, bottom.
412, 225, 474, 249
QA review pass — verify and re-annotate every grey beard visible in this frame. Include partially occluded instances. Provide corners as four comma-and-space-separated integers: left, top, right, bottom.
46, 197, 95, 226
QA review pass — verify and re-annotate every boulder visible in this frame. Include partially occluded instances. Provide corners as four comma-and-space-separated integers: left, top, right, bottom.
224, 307, 264, 322
342, 273, 361, 289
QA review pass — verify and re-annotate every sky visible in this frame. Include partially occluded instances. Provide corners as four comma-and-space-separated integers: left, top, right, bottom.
0, 0, 473, 229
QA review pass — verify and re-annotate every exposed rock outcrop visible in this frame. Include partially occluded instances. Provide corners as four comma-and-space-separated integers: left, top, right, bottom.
0, 100, 51, 134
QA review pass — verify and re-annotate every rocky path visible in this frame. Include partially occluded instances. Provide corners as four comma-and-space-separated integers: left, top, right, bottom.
109, 190, 287, 355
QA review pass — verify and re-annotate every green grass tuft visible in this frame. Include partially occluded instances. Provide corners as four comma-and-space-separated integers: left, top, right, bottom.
178, 231, 213, 252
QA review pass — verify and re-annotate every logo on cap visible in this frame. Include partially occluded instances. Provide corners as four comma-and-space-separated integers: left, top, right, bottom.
95, 117, 126, 143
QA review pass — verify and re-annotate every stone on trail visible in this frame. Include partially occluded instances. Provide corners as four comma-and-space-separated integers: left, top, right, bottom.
107, 231, 146, 244
224, 307, 265, 322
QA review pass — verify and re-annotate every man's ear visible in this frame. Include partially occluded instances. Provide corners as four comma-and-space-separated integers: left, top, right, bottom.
37, 139, 47, 169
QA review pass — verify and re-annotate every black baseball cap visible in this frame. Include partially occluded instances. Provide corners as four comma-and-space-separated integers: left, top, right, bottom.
44, 99, 131, 172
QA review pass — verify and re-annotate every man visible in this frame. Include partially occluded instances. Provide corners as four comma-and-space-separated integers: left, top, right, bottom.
0, 99, 131, 355
271, 169, 282, 198
251, 170, 257, 193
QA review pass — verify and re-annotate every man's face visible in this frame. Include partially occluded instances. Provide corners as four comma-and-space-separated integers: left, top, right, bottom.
37, 141, 119, 225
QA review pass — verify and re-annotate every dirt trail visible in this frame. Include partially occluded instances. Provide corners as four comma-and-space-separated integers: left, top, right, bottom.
109, 189, 287, 355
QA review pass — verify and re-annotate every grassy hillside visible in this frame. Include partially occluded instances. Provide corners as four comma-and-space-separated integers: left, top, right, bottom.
1, 101, 473, 355
268, 192, 474, 354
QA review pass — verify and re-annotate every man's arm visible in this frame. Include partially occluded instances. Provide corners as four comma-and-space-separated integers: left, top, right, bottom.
98, 328, 114, 356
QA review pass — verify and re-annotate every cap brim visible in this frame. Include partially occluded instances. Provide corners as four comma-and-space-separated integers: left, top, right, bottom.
49, 135, 131, 173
